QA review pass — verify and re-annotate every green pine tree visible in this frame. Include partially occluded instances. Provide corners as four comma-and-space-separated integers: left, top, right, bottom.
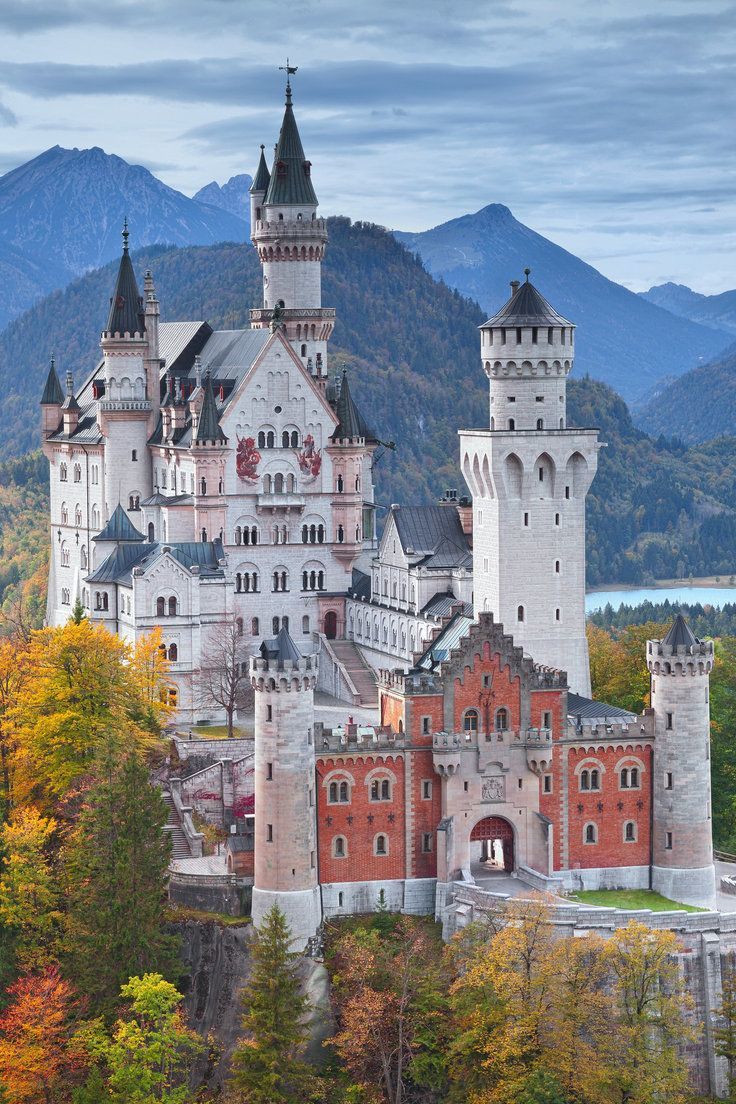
64, 753, 179, 1012
230, 905, 320, 1104
70, 597, 86, 624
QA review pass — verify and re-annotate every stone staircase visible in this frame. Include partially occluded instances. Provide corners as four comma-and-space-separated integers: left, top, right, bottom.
161, 789, 192, 861
330, 639, 379, 706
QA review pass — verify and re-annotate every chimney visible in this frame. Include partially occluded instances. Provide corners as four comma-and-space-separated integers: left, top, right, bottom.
510, 279, 520, 293
456, 495, 473, 547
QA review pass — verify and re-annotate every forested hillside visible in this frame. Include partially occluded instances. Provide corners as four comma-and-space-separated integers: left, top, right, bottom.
637, 344, 736, 444
4, 220, 736, 598
0, 452, 48, 624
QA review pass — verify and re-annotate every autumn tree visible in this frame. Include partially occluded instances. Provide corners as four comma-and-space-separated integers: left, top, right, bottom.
596, 920, 692, 1104
130, 626, 173, 732
230, 904, 320, 1104
196, 618, 250, 738
0, 805, 61, 971
714, 959, 736, 1100
77, 973, 202, 1103
9, 620, 163, 805
587, 621, 666, 714
0, 634, 27, 818
64, 753, 178, 1011
0, 967, 86, 1104
330, 915, 449, 1104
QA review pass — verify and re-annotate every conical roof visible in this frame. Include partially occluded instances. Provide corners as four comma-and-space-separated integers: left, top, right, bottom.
250, 145, 271, 193
662, 613, 699, 649
194, 371, 227, 444
331, 369, 374, 441
264, 84, 318, 207
40, 355, 64, 405
483, 271, 573, 328
259, 625, 302, 667
105, 223, 146, 336
92, 503, 145, 543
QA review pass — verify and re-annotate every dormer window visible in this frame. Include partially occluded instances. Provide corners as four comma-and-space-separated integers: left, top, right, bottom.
303, 161, 311, 176
276, 160, 287, 177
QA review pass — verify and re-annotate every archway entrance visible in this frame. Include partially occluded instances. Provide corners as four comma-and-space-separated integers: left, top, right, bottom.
324, 611, 337, 639
470, 815, 514, 873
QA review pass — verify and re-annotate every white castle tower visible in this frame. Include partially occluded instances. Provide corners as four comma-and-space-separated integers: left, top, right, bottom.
249, 71, 333, 382
250, 627, 321, 949
648, 615, 716, 910
460, 272, 599, 695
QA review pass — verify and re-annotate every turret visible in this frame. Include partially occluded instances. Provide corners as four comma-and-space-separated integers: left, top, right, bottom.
61, 370, 80, 436
250, 629, 321, 948
40, 353, 63, 438
328, 370, 376, 566
648, 615, 716, 909
250, 72, 334, 380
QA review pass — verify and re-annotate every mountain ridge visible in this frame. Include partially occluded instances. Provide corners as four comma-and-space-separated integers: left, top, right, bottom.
640, 281, 736, 336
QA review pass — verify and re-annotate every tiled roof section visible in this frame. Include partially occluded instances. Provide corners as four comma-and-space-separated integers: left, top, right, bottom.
482, 274, 573, 328
47, 408, 102, 444
567, 693, 637, 725
86, 543, 150, 583
260, 625, 302, 666
168, 539, 225, 572
331, 370, 374, 441
351, 567, 371, 600
422, 535, 472, 570
140, 493, 193, 507
87, 539, 225, 586
420, 592, 472, 620
415, 612, 475, 671
158, 320, 211, 373
251, 146, 271, 193
194, 371, 227, 444
40, 356, 64, 405
263, 91, 318, 207
93, 504, 146, 543
662, 613, 699, 649
392, 505, 471, 561
105, 227, 145, 336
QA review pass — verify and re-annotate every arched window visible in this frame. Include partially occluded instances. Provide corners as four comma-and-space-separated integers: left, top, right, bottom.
318, 524, 325, 543
201, 528, 207, 543
148, 522, 155, 542
61, 502, 68, 524
370, 778, 391, 801
302, 524, 308, 543
590, 768, 600, 790
495, 708, 509, 731
168, 596, 177, 617
258, 431, 266, 448
332, 836, 347, 858
584, 823, 597, 844
266, 431, 275, 449
200, 477, 207, 495
517, 605, 525, 622
235, 526, 242, 545
374, 834, 388, 856
60, 463, 67, 482
291, 431, 299, 447
274, 473, 284, 494
336, 474, 344, 493
80, 546, 87, 569
624, 821, 637, 842
168, 644, 178, 661
156, 597, 165, 617
60, 542, 70, 567
536, 418, 544, 430
282, 430, 290, 448
508, 418, 515, 430
272, 616, 280, 635
630, 766, 639, 787
236, 617, 243, 637
463, 709, 479, 735
101, 592, 109, 611
251, 617, 259, 635
302, 615, 310, 634
73, 463, 81, 482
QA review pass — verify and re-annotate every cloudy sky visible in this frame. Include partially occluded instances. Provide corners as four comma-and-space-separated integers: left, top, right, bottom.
0, 0, 733, 292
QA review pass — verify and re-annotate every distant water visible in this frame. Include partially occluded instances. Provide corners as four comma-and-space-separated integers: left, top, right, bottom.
586, 586, 736, 614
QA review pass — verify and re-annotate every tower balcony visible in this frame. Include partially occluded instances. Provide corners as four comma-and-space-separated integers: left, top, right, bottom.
253, 217, 327, 240
250, 307, 335, 326
256, 492, 306, 513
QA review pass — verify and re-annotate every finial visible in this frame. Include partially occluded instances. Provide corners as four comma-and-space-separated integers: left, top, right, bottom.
50, 352, 55, 370
524, 267, 531, 281
194, 354, 202, 388
279, 58, 298, 104
260, 143, 265, 151
122, 217, 129, 254
65, 369, 73, 395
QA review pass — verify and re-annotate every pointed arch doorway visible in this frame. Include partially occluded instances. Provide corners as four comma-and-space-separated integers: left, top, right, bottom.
470, 815, 514, 873
324, 610, 337, 639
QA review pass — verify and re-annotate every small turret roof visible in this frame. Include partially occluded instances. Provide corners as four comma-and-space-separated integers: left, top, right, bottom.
331, 370, 374, 441
40, 355, 64, 405
250, 145, 271, 193
482, 271, 573, 328
105, 222, 146, 336
92, 503, 145, 543
662, 613, 699, 649
194, 370, 227, 444
264, 82, 318, 207
260, 625, 302, 666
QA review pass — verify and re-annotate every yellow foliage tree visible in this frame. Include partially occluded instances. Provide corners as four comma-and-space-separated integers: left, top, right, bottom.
130, 626, 173, 730
587, 621, 667, 713
8, 620, 165, 805
0, 635, 29, 816
0, 806, 61, 970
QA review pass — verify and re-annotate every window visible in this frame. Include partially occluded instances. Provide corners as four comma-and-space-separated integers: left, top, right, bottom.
374, 834, 388, 856
580, 767, 601, 792
555, 560, 560, 574
555, 608, 561, 621
422, 780, 432, 800
168, 644, 178, 661
148, 522, 155, 542
463, 709, 479, 734
266, 704, 272, 722
267, 824, 273, 842
536, 418, 544, 430
523, 512, 529, 527
131, 449, 137, 462
421, 716, 431, 735
483, 674, 492, 689
302, 615, 310, 634
584, 823, 597, 844
565, 485, 570, 499
251, 617, 259, 636
333, 836, 347, 858
624, 821, 637, 842
60, 463, 67, 482
665, 771, 673, 790
555, 513, 560, 526
517, 605, 524, 622
370, 778, 391, 802
542, 711, 551, 730
60, 542, 70, 567
666, 712, 673, 730
422, 833, 433, 853
665, 831, 673, 850
538, 466, 544, 482
508, 418, 515, 430
543, 774, 552, 794
328, 780, 350, 804
266, 762, 273, 780
495, 708, 509, 731
168, 597, 177, 616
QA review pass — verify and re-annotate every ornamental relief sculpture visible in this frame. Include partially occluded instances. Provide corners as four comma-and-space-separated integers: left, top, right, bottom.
481, 776, 505, 803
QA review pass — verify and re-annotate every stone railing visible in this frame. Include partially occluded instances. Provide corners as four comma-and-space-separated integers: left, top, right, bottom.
169, 778, 205, 858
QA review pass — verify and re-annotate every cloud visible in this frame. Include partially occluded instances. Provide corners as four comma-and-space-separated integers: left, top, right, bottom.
0, 102, 17, 126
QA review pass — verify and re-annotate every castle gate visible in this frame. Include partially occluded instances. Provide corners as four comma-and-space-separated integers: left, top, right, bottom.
470, 815, 514, 873
324, 610, 337, 639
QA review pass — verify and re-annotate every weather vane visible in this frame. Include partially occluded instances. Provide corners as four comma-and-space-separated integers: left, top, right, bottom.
279, 59, 298, 102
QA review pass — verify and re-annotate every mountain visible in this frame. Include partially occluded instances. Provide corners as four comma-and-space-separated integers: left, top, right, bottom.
4, 218, 736, 588
636, 343, 736, 444
395, 205, 732, 402
193, 174, 252, 222
0, 146, 249, 329
640, 281, 736, 336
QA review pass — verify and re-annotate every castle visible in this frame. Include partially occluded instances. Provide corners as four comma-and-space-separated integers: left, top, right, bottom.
41, 75, 716, 947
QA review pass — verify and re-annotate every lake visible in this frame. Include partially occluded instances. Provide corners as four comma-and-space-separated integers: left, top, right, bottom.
586, 586, 736, 614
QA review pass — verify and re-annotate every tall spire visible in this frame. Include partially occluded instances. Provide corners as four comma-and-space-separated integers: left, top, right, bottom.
264, 64, 317, 207
194, 369, 227, 445
40, 353, 64, 406
331, 369, 374, 441
105, 220, 146, 337
250, 144, 271, 194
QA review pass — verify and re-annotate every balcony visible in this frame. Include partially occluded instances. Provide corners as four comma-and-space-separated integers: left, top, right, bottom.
256, 492, 306, 513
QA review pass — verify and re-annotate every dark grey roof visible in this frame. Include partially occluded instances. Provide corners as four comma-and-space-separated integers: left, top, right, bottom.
263, 88, 318, 207
482, 274, 572, 328
86, 542, 150, 583
168, 540, 225, 571
251, 146, 271, 193
351, 567, 371, 600
105, 226, 145, 337
87, 539, 225, 586
422, 536, 472, 570
391, 505, 471, 562
420, 592, 472, 620
662, 614, 699, 649
226, 836, 253, 853
567, 693, 637, 725
415, 612, 475, 671
40, 356, 64, 405
260, 626, 302, 666
140, 492, 193, 507
93, 504, 145, 543
60, 371, 80, 412
194, 371, 227, 445
331, 370, 374, 441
